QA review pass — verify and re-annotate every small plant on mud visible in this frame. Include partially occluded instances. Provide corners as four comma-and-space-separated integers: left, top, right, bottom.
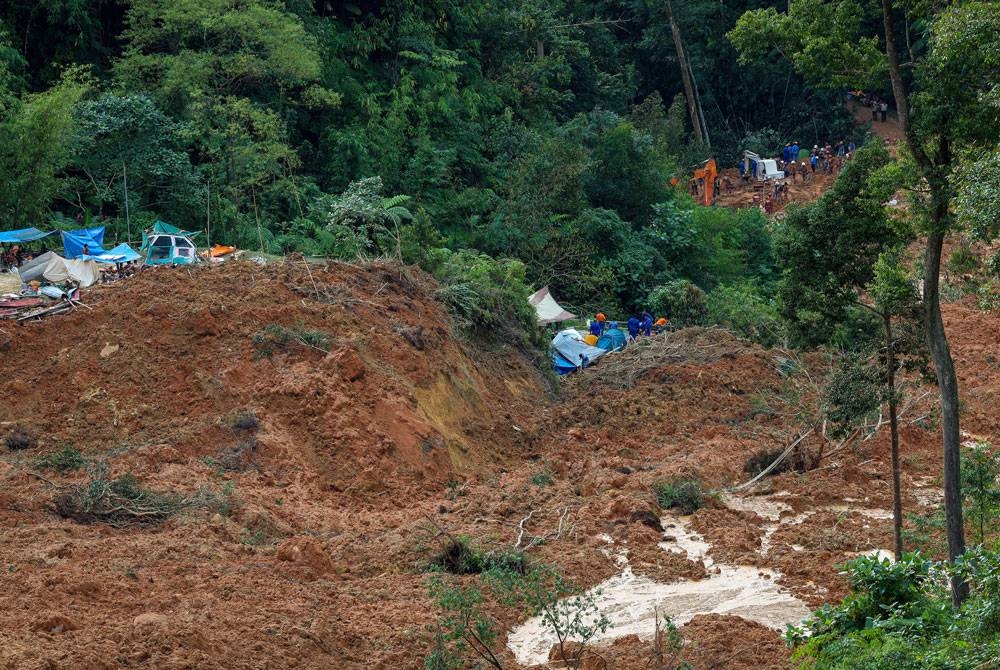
35, 447, 86, 473
53, 462, 187, 527
489, 564, 610, 670
655, 478, 706, 515
4, 426, 35, 451
531, 469, 553, 487
252, 323, 330, 358
426, 576, 505, 669
429, 536, 528, 576
650, 610, 690, 670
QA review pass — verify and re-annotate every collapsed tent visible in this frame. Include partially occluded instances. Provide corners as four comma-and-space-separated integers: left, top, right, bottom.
0, 227, 56, 244
17, 251, 100, 287
82, 243, 141, 264
61, 227, 106, 259
528, 286, 576, 325
550, 328, 609, 375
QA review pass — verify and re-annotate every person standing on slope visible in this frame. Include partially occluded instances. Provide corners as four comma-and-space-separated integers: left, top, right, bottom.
627, 314, 641, 342
589, 312, 607, 338
641, 311, 653, 337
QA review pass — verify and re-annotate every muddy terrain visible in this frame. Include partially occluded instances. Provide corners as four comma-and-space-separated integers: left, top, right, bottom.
1, 259, 996, 668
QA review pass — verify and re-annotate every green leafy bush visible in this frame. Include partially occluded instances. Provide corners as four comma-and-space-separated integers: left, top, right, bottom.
654, 478, 706, 514
647, 280, 708, 327
425, 248, 540, 350
706, 281, 784, 346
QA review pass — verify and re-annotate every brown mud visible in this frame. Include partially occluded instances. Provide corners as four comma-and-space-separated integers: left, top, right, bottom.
0, 258, 995, 668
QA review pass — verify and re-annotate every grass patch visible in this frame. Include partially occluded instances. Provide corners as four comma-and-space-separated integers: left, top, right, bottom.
35, 447, 86, 473
654, 478, 706, 515
252, 323, 330, 358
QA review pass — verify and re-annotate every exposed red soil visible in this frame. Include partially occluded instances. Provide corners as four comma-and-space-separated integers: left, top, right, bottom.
0, 256, 995, 669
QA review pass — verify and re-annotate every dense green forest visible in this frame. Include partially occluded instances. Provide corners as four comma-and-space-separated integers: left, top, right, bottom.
0, 0, 872, 317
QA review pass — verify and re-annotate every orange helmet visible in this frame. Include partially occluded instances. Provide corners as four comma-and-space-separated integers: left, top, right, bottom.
656, 318, 668, 326
595, 313, 606, 322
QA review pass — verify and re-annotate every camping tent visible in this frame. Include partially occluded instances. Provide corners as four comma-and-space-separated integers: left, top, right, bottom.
61, 227, 106, 259
82, 243, 141, 264
528, 286, 576, 325
0, 227, 55, 244
596, 323, 628, 352
17, 251, 100, 287
550, 328, 609, 374
141, 221, 199, 265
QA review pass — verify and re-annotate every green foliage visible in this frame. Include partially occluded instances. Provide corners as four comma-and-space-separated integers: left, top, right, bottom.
426, 248, 539, 349
647, 280, 708, 328
775, 141, 902, 347
788, 549, 1000, 669
654, 478, 706, 515
959, 441, 1000, 548
35, 447, 86, 473
947, 244, 980, 277
706, 281, 783, 346
427, 560, 607, 669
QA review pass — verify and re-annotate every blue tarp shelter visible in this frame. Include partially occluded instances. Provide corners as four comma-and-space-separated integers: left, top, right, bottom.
81, 243, 141, 264
0, 227, 55, 244
551, 329, 609, 375
61, 227, 106, 259
596, 323, 628, 352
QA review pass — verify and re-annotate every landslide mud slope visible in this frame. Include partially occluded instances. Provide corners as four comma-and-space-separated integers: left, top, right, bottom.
0, 260, 548, 669
1, 259, 995, 669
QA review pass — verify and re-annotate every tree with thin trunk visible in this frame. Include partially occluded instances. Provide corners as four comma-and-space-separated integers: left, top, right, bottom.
730, 0, 1000, 607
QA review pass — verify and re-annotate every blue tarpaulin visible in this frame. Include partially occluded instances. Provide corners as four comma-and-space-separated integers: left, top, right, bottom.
0, 227, 55, 244
550, 329, 609, 374
82, 243, 141, 264
62, 227, 106, 259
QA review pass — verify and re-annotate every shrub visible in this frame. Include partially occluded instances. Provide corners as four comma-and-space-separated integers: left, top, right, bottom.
426, 248, 541, 350
531, 470, 553, 487
706, 281, 784, 346
35, 447, 86, 473
429, 536, 529, 576
647, 279, 708, 327
5, 426, 35, 451
53, 462, 187, 527
654, 478, 706, 514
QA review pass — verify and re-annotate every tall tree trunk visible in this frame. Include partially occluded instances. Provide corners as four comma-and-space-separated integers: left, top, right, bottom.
924, 231, 969, 606
884, 312, 903, 561
666, 0, 704, 145
880, 0, 909, 130
881, 0, 967, 606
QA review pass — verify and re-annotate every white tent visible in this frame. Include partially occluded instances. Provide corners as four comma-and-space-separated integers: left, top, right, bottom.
17, 251, 100, 288
528, 286, 576, 325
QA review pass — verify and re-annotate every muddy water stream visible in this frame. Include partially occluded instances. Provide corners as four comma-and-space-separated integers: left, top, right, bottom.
507, 507, 811, 666
508, 494, 898, 666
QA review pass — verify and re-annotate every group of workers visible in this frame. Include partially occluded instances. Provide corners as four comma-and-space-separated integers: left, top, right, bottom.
586, 311, 671, 343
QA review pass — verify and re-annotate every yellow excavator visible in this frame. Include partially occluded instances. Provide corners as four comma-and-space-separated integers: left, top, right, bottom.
691, 158, 717, 206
